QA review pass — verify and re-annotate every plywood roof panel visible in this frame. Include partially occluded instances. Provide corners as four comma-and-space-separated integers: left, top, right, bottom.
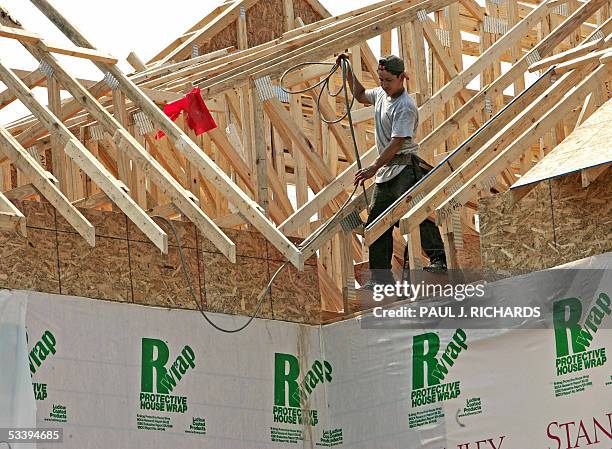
512, 98, 612, 189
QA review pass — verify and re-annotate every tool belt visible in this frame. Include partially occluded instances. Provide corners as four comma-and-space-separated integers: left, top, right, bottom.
386, 153, 433, 172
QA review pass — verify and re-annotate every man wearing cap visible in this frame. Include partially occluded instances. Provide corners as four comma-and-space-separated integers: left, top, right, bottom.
336, 53, 447, 289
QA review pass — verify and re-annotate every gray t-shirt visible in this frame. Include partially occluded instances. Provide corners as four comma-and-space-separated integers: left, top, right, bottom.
364, 87, 419, 183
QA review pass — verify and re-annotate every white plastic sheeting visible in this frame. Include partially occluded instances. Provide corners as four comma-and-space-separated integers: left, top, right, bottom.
7, 252, 612, 449
0, 290, 37, 449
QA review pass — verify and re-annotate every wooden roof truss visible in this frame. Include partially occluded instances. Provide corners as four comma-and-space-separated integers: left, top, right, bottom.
1, 0, 610, 313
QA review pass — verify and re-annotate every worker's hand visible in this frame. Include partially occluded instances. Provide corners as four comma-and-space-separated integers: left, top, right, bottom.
354, 165, 377, 185
335, 53, 348, 67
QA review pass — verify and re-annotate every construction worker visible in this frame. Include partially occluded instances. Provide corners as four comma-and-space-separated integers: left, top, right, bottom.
336, 53, 447, 290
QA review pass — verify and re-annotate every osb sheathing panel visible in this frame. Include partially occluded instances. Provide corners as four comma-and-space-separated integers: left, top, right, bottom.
267, 235, 317, 266
270, 261, 320, 323
128, 216, 197, 249
201, 227, 267, 258
0, 229, 60, 293
479, 170, 612, 271
247, 0, 285, 46
12, 199, 55, 230
293, 0, 324, 24
201, 252, 273, 319
130, 243, 203, 309
201, 21, 238, 54
551, 169, 611, 261
457, 231, 482, 269
0, 200, 321, 324
57, 234, 132, 302
57, 206, 127, 239
201, 0, 323, 55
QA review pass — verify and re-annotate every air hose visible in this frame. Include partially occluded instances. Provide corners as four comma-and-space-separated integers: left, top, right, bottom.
166, 56, 370, 333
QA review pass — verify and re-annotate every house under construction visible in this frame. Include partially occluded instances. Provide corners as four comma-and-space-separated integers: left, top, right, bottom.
0, 0, 610, 447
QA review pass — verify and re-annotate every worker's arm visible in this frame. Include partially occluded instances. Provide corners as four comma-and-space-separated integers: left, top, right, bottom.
336, 54, 370, 105
354, 137, 405, 185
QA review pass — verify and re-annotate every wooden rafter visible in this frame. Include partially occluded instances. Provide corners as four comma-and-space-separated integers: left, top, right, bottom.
27, 0, 303, 268
0, 189, 26, 235
0, 9, 237, 261
0, 61, 169, 253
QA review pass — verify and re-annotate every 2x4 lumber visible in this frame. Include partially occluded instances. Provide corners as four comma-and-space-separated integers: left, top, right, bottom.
282, 63, 332, 88
380, 30, 392, 56
158, 0, 258, 63
576, 90, 599, 126
135, 47, 234, 84
6, 66, 182, 107
528, 37, 606, 72
419, 15, 475, 120
418, 0, 552, 124
147, 4, 231, 63
140, 44, 276, 91
397, 24, 415, 92
0, 125, 95, 245
3, 15, 235, 261
364, 68, 557, 246
112, 90, 131, 191
581, 164, 609, 187
287, 89, 309, 229
406, 227, 423, 269
436, 63, 611, 219
47, 75, 68, 196
30, 0, 302, 269
126, 51, 146, 72
448, 3, 470, 146
303, 80, 355, 163
458, 0, 484, 22
410, 20, 429, 101
301, 0, 331, 20
349, 45, 368, 163
198, 0, 458, 98
263, 96, 333, 187
339, 229, 356, 308
207, 127, 254, 191
348, 105, 374, 124
553, 48, 611, 73
278, 146, 377, 236
283, 0, 295, 31
0, 190, 26, 235
427, 65, 595, 230
419, 0, 611, 163
0, 60, 169, 254
300, 184, 373, 260
508, 183, 536, 208
359, 42, 381, 82
0, 69, 45, 110
418, 64, 597, 232
2, 183, 37, 200
250, 87, 270, 214
506, 0, 525, 94
0, 24, 117, 64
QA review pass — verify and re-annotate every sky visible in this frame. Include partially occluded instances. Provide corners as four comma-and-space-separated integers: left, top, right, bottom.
0, 0, 497, 126
0, 0, 392, 124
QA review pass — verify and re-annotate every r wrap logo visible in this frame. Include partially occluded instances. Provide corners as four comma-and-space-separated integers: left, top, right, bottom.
272, 352, 333, 426
411, 329, 467, 407
140, 338, 196, 413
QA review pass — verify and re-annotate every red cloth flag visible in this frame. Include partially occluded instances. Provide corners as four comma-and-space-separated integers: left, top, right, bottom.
156, 87, 217, 139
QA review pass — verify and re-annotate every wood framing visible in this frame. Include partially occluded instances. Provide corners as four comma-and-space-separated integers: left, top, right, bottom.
0, 0, 609, 315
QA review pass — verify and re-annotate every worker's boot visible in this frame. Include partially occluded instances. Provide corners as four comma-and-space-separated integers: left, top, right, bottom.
360, 270, 396, 291
425, 256, 447, 273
